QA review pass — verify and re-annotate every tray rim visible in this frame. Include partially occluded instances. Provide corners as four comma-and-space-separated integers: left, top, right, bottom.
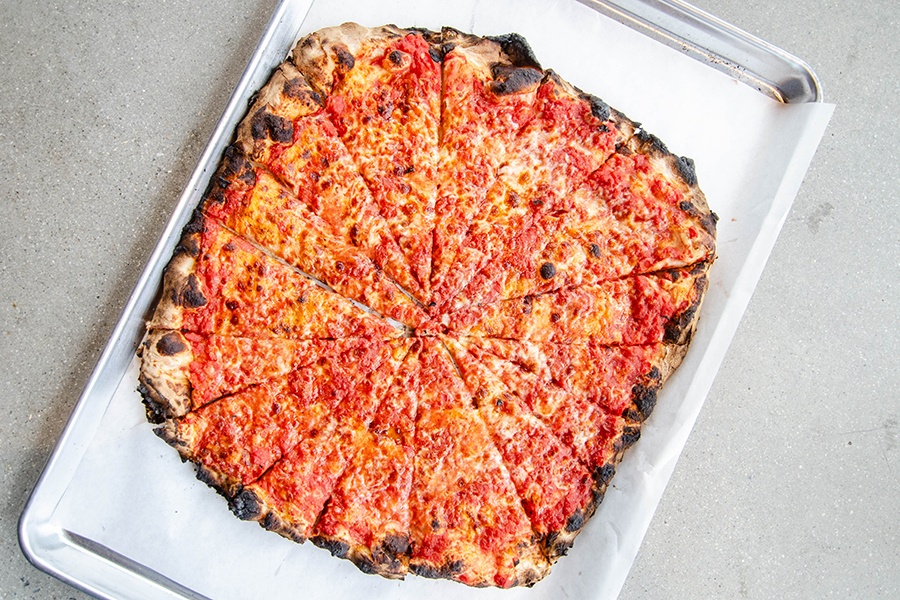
19, 1, 825, 598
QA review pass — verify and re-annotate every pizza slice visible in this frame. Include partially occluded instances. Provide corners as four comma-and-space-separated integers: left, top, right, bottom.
309, 340, 423, 578
453, 135, 717, 310
429, 28, 544, 295
292, 24, 442, 296
139, 331, 335, 422
155, 338, 408, 500
201, 147, 427, 327
442, 263, 709, 344
407, 339, 549, 587
228, 339, 412, 544
430, 72, 636, 309
442, 337, 597, 561
234, 61, 423, 301
146, 213, 402, 341
461, 338, 686, 467
155, 377, 315, 499
453, 337, 690, 546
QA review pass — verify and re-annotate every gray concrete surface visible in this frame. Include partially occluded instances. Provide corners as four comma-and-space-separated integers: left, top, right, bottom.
0, 1, 896, 598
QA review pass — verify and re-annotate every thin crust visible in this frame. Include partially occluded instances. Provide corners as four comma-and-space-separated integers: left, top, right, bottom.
235, 61, 323, 159
543, 342, 691, 555
623, 128, 719, 244
140, 23, 718, 590
292, 23, 421, 95
146, 220, 205, 331
138, 330, 194, 422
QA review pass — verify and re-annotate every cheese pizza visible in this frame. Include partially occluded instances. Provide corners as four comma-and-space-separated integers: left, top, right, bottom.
139, 23, 717, 588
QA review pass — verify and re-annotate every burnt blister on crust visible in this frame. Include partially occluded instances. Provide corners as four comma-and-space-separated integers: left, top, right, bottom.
282, 76, 323, 105
674, 155, 698, 187
314, 536, 351, 559
177, 274, 207, 309
195, 464, 240, 499
595, 463, 617, 486
632, 366, 662, 420
584, 93, 612, 122
333, 46, 356, 71
489, 64, 543, 96
154, 331, 188, 356
485, 32, 542, 70
347, 534, 410, 577
614, 425, 642, 452
250, 109, 294, 144
202, 145, 257, 208
230, 488, 263, 520
262, 511, 307, 544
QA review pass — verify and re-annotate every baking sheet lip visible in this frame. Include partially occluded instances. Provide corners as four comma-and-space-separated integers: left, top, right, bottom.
16, 0, 312, 595
581, 0, 823, 103
18, 0, 823, 597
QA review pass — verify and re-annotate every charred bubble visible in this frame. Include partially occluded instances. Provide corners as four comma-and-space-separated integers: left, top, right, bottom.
539, 262, 556, 280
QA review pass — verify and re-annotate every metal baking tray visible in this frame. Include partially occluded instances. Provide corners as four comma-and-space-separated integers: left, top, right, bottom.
19, 1, 825, 599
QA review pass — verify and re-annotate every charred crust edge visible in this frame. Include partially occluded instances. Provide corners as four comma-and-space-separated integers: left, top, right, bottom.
410, 558, 465, 581
585, 94, 612, 122
485, 32, 542, 70
154, 331, 188, 356
194, 464, 238, 499
261, 511, 307, 544
631, 366, 662, 420
137, 381, 168, 424
312, 536, 350, 559
250, 109, 294, 144
202, 145, 256, 208
663, 274, 708, 344
674, 155, 698, 187
489, 64, 543, 96
230, 488, 263, 520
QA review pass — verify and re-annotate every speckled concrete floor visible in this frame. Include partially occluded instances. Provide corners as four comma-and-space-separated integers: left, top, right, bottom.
1, 1, 897, 598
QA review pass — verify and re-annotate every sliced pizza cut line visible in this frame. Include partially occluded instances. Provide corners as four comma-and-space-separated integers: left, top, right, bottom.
146, 213, 408, 343
156, 338, 410, 504
450, 129, 717, 311
461, 338, 688, 461
292, 24, 442, 297
233, 58, 425, 302
210, 213, 419, 330
407, 339, 549, 587
429, 28, 545, 295
430, 71, 637, 310
442, 336, 598, 562
141, 23, 719, 590
226, 339, 414, 545
437, 262, 710, 346
139, 331, 338, 423
308, 339, 424, 579
454, 337, 690, 555
154, 376, 319, 500
200, 146, 429, 328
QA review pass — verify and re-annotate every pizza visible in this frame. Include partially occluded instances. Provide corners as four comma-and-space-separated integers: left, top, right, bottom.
138, 23, 717, 589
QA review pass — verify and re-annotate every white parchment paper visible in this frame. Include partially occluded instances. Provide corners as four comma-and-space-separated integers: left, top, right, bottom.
51, 0, 834, 598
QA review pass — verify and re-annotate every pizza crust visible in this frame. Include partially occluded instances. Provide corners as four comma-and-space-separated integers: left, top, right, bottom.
662, 260, 711, 345
137, 330, 194, 422
140, 24, 718, 589
624, 129, 719, 246
292, 23, 418, 95
543, 341, 693, 557
235, 61, 323, 159
146, 217, 207, 332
